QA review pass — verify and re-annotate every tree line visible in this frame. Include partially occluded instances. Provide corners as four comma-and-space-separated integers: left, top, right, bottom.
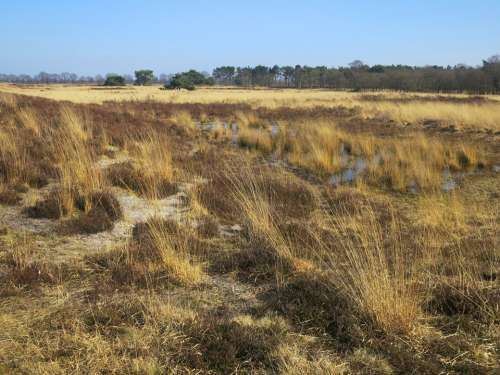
1, 55, 499, 93
212, 56, 500, 93
0, 71, 181, 85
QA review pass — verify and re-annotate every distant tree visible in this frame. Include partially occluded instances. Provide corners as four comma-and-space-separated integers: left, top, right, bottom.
482, 55, 500, 92
36, 72, 50, 84
252, 65, 269, 86
204, 76, 215, 85
134, 69, 155, 85
294, 65, 304, 88
281, 66, 295, 87
163, 69, 213, 90
3, 55, 500, 93
103, 74, 126, 86
368, 65, 385, 73
184, 69, 210, 85
78, 76, 94, 83
235, 67, 252, 86
349, 60, 367, 69
165, 73, 195, 90
213, 66, 235, 85
485, 55, 500, 64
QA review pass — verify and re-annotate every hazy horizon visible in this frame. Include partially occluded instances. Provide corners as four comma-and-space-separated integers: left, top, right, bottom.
2, 0, 499, 76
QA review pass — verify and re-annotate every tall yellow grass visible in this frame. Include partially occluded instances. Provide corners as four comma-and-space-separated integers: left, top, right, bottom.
169, 110, 195, 129
53, 107, 104, 213
317, 203, 423, 334
126, 131, 174, 199
228, 164, 295, 285
237, 126, 273, 154
144, 218, 204, 285
0, 129, 28, 184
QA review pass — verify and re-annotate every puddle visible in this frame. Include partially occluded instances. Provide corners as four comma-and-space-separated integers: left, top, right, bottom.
202, 122, 283, 145
408, 181, 418, 194
328, 146, 378, 187
329, 158, 367, 186
271, 122, 279, 137
231, 122, 239, 144
442, 168, 458, 192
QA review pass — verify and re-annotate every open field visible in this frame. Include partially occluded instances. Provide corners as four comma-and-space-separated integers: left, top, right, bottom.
2, 84, 500, 132
0, 87, 499, 374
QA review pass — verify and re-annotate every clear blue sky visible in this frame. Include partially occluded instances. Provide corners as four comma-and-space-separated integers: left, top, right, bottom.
2, 0, 499, 76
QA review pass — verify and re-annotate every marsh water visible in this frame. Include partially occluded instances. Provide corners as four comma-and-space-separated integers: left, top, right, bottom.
199, 122, 498, 192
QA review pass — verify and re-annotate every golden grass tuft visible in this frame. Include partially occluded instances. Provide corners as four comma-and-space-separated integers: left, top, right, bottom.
124, 131, 176, 199
318, 206, 423, 335
170, 110, 195, 129
143, 218, 204, 285
17, 107, 41, 136
53, 107, 104, 214
285, 120, 345, 174
227, 163, 298, 284
237, 126, 273, 154
234, 110, 263, 128
0, 128, 29, 185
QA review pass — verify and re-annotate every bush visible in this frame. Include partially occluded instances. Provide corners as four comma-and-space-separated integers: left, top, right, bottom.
103, 74, 125, 86
164, 70, 213, 90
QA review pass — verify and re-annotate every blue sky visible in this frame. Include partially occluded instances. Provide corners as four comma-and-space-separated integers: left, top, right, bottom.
2, 0, 499, 75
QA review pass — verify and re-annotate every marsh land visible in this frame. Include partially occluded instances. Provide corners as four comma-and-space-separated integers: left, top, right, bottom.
0, 85, 498, 374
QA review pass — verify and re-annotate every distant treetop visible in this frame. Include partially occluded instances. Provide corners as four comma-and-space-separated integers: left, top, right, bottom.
164, 70, 214, 90
134, 70, 155, 86
103, 74, 125, 86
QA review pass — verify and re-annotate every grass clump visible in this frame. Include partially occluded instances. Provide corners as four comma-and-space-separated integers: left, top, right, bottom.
0, 187, 22, 206
319, 206, 423, 335
237, 126, 273, 154
60, 190, 123, 234
170, 110, 195, 129
24, 188, 123, 234
92, 217, 204, 287
23, 189, 67, 219
107, 132, 177, 199
52, 107, 106, 215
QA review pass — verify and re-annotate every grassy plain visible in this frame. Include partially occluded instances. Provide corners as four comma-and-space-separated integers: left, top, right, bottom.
2, 83, 500, 131
0, 85, 498, 374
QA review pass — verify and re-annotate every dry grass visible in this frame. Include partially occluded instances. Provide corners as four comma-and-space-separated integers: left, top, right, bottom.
0, 91, 498, 374
237, 126, 273, 154
53, 107, 105, 214
363, 100, 500, 131
106, 131, 177, 199
2, 84, 500, 130
126, 132, 176, 199
257, 120, 488, 191
169, 109, 195, 129
228, 163, 422, 334
286, 120, 345, 174
17, 106, 42, 136
318, 205, 423, 335
136, 217, 204, 285
0, 128, 29, 185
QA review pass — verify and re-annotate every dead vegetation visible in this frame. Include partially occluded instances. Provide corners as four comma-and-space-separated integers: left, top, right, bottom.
0, 91, 498, 374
